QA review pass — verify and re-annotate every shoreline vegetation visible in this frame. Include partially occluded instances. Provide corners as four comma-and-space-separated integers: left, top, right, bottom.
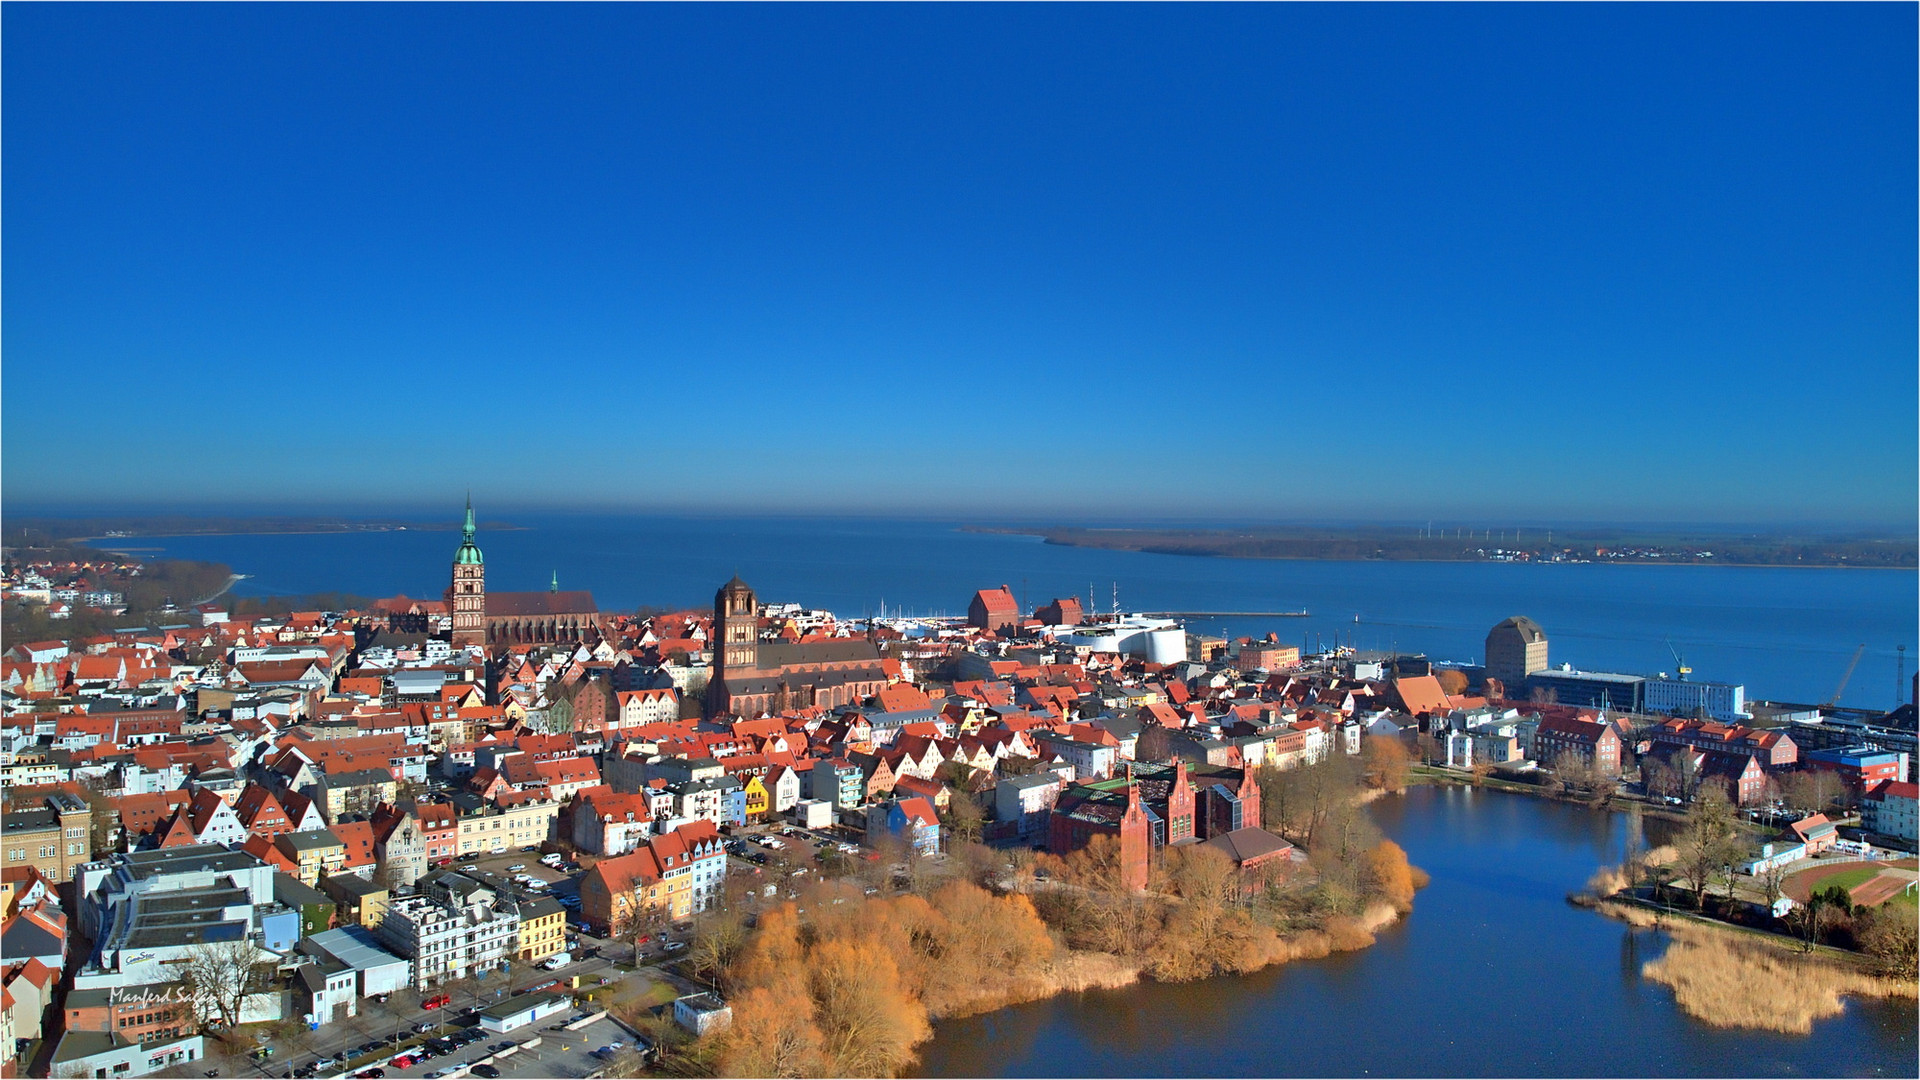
1571, 823, 1918, 1035
1576, 896, 1917, 1034
966, 525, 1918, 570
647, 750, 1429, 1078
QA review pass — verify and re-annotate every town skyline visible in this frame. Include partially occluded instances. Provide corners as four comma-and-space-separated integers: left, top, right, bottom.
4, 4, 1915, 526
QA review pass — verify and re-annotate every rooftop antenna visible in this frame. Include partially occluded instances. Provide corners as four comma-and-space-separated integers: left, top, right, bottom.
1898, 645, 1907, 706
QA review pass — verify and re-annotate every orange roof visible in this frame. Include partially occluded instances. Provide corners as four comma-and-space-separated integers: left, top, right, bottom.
333, 820, 378, 868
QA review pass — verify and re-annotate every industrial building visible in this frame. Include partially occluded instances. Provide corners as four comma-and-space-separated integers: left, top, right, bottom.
1062, 617, 1188, 664
1484, 616, 1549, 688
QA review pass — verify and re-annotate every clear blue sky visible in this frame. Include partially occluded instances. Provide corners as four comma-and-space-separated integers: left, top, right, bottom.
4, 4, 1914, 527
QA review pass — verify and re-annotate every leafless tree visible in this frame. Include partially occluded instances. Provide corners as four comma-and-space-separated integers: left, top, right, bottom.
179, 939, 275, 1031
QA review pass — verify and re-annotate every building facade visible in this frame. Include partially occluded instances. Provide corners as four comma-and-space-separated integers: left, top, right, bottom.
2, 792, 91, 882
375, 876, 518, 990
1485, 616, 1549, 689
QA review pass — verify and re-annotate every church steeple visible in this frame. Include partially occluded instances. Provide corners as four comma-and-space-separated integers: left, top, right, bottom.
449, 497, 487, 648
550, 570, 559, 593
454, 495, 484, 566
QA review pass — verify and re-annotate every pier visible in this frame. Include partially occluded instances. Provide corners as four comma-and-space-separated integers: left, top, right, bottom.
1139, 610, 1311, 618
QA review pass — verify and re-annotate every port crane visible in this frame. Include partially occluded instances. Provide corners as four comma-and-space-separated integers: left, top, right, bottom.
1824, 644, 1867, 707
1665, 639, 1691, 680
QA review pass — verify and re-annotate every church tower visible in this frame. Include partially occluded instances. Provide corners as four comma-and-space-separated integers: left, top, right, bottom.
706, 576, 759, 717
1118, 767, 1151, 893
449, 498, 487, 649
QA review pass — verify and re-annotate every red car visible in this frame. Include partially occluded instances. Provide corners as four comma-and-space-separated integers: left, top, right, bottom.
388, 1057, 415, 1070
422, 994, 451, 1010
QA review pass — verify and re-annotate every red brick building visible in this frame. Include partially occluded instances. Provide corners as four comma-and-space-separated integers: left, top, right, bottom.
63, 984, 193, 1045
1036, 597, 1085, 626
1049, 760, 1262, 892
968, 586, 1021, 634
1533, 713, 1622, 775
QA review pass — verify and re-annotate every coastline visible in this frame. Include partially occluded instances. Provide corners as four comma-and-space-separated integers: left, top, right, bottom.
72, 524, 530, 544
963, 526, 1918, 571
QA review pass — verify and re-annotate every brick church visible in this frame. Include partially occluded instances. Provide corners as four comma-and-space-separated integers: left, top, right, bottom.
704, 575, 888, 718
1049, 759, 1263, 891
447, 500, 604, 648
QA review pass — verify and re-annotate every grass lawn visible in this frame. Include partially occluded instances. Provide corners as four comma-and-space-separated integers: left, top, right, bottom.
1814, 865, 1881, 894
1787, 862, 1919, 909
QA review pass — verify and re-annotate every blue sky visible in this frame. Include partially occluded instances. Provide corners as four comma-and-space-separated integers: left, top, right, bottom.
4, 4, 1914, 527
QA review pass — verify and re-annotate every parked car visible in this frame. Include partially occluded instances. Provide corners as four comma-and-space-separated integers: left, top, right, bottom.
422, 993, 452, 1009
506, 863, 526, 872
471, 1065, 500, 1079
663, 941, 688, 954
413, 1022, 438, 1034
389, 1056, 415, 1069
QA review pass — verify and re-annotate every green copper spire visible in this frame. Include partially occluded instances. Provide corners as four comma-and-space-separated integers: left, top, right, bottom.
550, 570, 559, 593
454, 496, 484, 565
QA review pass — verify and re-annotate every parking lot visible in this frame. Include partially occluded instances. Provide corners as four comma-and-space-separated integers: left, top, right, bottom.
478, 1015, 643, 1080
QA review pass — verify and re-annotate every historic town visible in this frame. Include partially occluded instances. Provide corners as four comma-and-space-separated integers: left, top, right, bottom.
0, 507, 1913, 1079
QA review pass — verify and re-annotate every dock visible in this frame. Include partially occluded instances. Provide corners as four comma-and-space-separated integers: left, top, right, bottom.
1139, 610, 1311, 618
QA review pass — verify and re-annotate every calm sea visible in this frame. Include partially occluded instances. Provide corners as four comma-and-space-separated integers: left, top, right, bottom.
913, 786, 1919, 1078
114, 514, 1915, 710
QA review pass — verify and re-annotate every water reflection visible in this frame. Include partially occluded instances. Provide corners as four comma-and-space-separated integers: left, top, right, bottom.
914, 788, 1916, 1078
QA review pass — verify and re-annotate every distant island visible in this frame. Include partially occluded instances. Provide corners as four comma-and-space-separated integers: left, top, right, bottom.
2, 514, 524, 545
970, 525, 1918, 569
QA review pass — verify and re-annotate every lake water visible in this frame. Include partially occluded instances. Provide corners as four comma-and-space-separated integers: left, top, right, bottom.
117, 514, 1914, 709
912, 786, 1918, 1078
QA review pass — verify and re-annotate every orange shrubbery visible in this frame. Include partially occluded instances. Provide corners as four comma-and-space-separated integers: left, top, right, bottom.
710, 881, 1059, 1077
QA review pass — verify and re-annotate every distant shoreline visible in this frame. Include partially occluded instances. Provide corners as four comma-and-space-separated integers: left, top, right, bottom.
967, 526, 1917, 571
56, 522, 529, 546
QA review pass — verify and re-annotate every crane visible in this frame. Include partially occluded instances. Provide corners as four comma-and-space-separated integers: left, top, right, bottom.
1665, 639, 1691, 680
1825, 644, 1867, 707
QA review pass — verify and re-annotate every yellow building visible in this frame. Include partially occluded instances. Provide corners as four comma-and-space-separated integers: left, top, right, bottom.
276, 829, 348, 887
454, 793, 559, 856
514, 896, 568, 962
741, 776, 769, 822
322, 873, 390, 929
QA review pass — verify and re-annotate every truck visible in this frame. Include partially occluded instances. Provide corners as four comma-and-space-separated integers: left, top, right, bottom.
541, 951, 572, 970
422, 993, 452, 1010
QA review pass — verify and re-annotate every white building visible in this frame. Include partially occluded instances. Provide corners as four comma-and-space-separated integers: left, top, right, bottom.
995, 774, 1062, 839
1863, 781, 1917, 846
376, 875, 518, 990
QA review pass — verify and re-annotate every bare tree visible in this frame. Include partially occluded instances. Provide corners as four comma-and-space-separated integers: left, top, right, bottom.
178, 939, 275, 1031
1134, 723, 1173, 763
1757, 860, 1790, 918
610, 899, 669, 964
939, 792, 985, 848
1673, 789, 1743, 911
